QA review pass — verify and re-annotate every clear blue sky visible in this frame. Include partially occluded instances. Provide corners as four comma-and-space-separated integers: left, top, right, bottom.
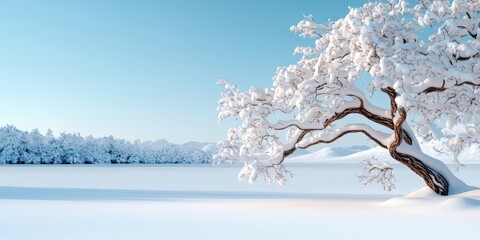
0, 0, 367, 144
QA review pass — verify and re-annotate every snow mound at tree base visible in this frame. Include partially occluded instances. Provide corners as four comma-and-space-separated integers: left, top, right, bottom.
381, 186, 480, 209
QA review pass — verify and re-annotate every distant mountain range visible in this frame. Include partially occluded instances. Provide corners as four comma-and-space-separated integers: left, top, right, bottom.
202, 140, 480, 164
289, 144, 480, 164
288, 145, 374, 163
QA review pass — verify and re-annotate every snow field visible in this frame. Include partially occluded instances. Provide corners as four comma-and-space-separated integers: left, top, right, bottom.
0, 164, 479, 240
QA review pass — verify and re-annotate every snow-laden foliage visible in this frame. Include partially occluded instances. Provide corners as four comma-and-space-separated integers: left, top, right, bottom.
216, 0, 478, 193
0, 125, 211, 164
358, 156, 396, 191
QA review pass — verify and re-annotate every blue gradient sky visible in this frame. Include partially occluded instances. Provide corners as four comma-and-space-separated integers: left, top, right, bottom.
0, 0, 368, 144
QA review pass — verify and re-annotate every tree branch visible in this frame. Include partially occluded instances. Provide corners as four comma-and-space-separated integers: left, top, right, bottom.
381, 87, 413, 145
297, 124, 389, 149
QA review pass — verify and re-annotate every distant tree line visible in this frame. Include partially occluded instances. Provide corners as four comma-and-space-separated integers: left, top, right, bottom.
0, 125, 212, 164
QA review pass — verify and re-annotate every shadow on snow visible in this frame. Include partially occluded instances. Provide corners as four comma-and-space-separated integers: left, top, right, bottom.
0, 186, 396, 202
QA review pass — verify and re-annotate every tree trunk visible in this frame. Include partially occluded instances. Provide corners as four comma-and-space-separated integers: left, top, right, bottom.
390, 107, 450, 195
389, 149, 449, 195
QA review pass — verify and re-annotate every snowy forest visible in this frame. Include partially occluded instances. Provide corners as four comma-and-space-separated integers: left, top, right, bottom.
0, 125, 212, 164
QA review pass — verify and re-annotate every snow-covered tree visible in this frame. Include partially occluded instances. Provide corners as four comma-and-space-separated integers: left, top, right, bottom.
215, 0, 479, 195
56, 133, 84, 164
24, 129, 47, 164
0, 126, 23, 164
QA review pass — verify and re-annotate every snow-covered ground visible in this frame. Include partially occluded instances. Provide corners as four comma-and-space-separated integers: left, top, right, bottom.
0, 162, 479, 240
